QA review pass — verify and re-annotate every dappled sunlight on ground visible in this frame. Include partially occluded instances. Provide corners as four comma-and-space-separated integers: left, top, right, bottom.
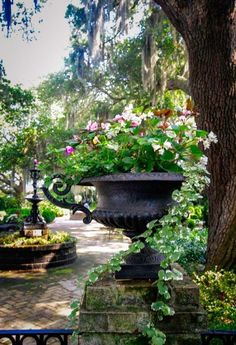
0, 217, 129, 331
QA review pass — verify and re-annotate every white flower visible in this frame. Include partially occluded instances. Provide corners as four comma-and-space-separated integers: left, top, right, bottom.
203, 139, 210, 150
208, 131, 218, 143
101, 122, 111, 131
152, 143, 161, 152
200, 156, 208, 166
163, 141, 172, 150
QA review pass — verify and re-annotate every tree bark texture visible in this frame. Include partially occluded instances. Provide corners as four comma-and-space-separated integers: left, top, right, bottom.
154, 0, 236, 269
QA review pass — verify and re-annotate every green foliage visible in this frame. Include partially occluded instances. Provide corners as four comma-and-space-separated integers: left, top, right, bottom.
194, 269, 236, 330
39, 201, 64, 217
177, 228, 207, 273
3, 206, 31, 221
0, 196, 21, 211
49, 108, 211, 183
41, 208, 56, 223
0, 230, 75, 247
142, 325, 166, 345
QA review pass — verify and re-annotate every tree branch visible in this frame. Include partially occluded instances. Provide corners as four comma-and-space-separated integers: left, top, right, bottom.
0, 173, 11, 187
94, 85, 126, 102
152, 0, 191, 38
167, 76, 190, 94
0, 186, 12, 195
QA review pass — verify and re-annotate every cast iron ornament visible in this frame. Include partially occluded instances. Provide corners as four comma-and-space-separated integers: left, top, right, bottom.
41, 174, 92, 224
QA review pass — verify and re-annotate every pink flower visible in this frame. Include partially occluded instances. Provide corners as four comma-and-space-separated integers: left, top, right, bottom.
86, 120, 99, 132
130, 120, 139, 127
181, 110, 192, 116
113, 115, 125, 124
34, 159, 38, 166
140, 131, 144, 137
65, 146, 75, 155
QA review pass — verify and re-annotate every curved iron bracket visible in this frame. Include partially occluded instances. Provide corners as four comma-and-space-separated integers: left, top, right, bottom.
41, 174, 92, 224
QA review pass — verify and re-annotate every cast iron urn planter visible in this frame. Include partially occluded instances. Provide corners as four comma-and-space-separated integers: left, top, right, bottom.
42, 172, 183, 280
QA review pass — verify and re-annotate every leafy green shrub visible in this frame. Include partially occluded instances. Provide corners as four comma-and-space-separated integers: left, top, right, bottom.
42, 208, 56, 223
177, 228, 207, 273
0, 196, 21, 211
19, 207, 31, 218
39, 200, 64, 217
3, 207, 31, 221
194, 269, 236, 330
0, 231, 75, 246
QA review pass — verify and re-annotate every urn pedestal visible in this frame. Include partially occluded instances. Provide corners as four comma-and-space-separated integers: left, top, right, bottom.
78, 264, 207, 345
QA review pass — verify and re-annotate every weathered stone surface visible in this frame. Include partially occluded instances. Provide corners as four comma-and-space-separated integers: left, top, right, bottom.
78, 333, 145, 345
79, 312, 108, 332
78, 266, 207, 345
85, 278, 156, 312
108, 311, 150, 333
155, 309, 207, 333
169, 264, 200, 311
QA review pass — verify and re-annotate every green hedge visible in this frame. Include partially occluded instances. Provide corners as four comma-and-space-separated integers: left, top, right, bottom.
41, 208, 56, 223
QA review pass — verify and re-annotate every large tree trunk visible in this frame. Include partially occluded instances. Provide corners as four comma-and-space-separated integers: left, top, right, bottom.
154, 0, 236, 269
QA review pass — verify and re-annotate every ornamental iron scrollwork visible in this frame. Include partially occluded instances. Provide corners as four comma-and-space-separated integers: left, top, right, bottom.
42, 174, 92, 224
0, 329, 73, 345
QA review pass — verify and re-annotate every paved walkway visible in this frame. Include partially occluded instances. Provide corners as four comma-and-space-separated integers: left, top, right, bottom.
0, 217, 129, 331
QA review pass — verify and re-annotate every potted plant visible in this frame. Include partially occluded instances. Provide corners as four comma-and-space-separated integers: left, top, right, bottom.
43, 105, 216, 279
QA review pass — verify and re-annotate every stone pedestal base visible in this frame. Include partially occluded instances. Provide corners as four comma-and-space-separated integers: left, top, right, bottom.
20, 223, 49, 238
78, 264, 207, 345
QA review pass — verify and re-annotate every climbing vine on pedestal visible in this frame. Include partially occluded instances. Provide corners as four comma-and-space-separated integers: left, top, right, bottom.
69, 156, 210, 344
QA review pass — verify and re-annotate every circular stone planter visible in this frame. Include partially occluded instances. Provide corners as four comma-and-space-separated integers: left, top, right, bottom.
0, 240, 77, 270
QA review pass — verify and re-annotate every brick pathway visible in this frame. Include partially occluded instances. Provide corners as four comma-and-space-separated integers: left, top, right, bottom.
0, 218, 129, 331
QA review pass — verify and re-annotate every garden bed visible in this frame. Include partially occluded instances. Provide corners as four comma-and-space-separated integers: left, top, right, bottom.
0, 231, 77, 270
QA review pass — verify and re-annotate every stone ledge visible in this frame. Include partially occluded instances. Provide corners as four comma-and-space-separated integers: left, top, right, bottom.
79, 309, 206, 334
78, 333, 202, 345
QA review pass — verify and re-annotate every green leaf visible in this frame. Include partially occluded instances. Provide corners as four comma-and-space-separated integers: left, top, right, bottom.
196, 130, 208, 138
160, 150, 175, 161
160, 161, 182, 172
190, 145, 203, 157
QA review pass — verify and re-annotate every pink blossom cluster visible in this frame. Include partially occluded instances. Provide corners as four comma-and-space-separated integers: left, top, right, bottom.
65, 146, 75, 155
86, 120, 99, 132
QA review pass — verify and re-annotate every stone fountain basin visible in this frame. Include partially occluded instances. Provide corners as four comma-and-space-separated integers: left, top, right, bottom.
0, 240, 77, 270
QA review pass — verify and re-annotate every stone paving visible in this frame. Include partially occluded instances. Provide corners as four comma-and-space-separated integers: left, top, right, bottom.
0, 216, 129, 331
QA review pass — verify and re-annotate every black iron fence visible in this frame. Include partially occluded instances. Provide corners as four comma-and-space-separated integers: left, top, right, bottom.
0, 330, 74, 345
0, 329, 235, 345
201, 330, 236, 345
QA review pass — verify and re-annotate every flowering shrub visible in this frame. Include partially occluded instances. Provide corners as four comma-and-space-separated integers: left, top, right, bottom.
51, 105, 217, 182
194, 269, 236, 329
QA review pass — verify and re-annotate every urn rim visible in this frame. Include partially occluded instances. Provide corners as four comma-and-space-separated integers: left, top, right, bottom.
80, 172, 184, 185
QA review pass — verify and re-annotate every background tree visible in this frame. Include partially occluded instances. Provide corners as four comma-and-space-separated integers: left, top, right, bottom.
152, 0, 236, 270
0, 76, 35, 201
